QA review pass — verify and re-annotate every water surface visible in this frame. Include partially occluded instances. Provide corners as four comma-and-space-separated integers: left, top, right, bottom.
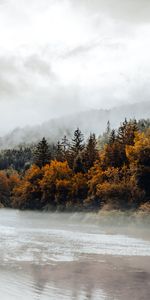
0, 209, 150, 299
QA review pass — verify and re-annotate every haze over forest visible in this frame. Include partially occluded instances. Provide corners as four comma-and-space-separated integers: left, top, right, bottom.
0, 0, 150, 136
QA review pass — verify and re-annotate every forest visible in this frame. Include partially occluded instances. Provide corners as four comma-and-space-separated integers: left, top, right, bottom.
0, 118, 150, 212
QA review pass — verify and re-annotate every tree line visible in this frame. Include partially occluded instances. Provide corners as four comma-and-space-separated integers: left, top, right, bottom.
0, 118, 150, 212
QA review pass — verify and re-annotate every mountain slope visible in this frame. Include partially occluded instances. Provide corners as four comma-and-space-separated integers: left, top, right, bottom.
0, 101, 150, 148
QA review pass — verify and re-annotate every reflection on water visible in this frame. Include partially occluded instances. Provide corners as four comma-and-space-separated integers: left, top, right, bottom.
0, 209, 150, 300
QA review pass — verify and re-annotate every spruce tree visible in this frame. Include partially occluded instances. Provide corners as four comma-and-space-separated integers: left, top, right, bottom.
73, 154, 85, 173
83, 133, 99, 172
56, 141, 63, 162
61, 135, 70, 152
71, 128, 84, 154
109, 129, 116, 145
69, 128, 84, 169
117, 119, 137, 146
34, 137, 51, 168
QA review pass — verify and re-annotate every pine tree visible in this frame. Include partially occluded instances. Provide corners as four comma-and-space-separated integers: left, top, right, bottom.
34, 137, 51, 168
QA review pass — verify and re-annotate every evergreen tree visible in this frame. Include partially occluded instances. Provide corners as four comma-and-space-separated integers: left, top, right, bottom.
109, 129, 116, 145
83, 133, 99, 172
61, 135, 70, 162
34, 137, 51, 168
61, 135, 70, 152
71, 128, 84, 154
69, 128, 84, 169
73, 154, 85, 173
56, 141, 63, 161
106, 120, 111, 135
97, 121, 111, 150
117, 119, 137, 146
136, 147, 150, 199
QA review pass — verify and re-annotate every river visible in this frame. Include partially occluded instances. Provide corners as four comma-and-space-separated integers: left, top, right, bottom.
0, 209, 150, 299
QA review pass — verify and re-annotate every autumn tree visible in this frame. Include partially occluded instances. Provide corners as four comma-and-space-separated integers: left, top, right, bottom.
39, 160, 72, 209
0, 171, 10, 207
68, 172, 88, 209
12, 165, 43, 209
126, 130, 150, 202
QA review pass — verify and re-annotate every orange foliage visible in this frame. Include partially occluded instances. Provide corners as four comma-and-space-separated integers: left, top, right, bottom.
12, 165, 42, 209
39, 160, 72, 208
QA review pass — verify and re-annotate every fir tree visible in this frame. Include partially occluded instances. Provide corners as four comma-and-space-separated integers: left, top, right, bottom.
71, 128, 84, 154
109, 129, 116, 145
73, 154, 85, 173
117, 119, 137, 146
34, 137, 51, 168
83, 133, 99, 172
69, 128, 84, 169
61, 135, 70, 152
56, 141, 63, 162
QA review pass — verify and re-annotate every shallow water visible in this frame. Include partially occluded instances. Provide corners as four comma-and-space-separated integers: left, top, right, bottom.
0, 209, 150, 299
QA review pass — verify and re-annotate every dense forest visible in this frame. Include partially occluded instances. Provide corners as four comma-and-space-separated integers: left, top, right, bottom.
0, 118, 150, 212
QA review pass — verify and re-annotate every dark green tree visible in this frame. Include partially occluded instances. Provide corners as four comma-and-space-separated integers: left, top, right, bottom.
34, 137, 51, 168
61, 135, 70, 162
56, 141, 64, 162
117, 119, 137, 146
69, 128, 84, 169
108, 129, 116, 145
82, 133, 99, 172
73, 154, 85, 173
71, 128, 84, 154
136, 147, 150, 199
61, 135, 70, 152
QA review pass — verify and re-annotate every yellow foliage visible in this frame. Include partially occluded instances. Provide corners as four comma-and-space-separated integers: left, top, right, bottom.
126, 131, 150, 163
39, 160, 72, 206
12, 165, 42, 209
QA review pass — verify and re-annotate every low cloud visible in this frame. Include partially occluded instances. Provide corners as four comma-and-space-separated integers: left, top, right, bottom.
0, 0, 149, 134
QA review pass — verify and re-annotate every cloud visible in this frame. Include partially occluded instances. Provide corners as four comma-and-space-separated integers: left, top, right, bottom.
71, 0, 150, 24
0, 0, 149, 134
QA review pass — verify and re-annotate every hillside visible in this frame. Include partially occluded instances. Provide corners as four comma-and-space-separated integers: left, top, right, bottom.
0, 101, 150, 148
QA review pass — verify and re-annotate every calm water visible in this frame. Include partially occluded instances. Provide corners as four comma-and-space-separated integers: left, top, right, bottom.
0, 209, 150, 300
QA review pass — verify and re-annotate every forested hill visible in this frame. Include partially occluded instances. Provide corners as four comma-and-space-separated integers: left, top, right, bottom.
0, 101, 150, 149
0, 118, 150, 212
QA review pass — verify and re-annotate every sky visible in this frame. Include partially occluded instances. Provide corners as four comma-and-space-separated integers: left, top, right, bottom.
0, 0, 150, 134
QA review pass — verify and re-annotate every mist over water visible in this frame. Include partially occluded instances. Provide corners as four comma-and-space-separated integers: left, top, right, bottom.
0, 209, 150, 300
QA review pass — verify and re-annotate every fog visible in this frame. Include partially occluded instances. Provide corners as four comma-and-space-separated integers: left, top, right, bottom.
0, 0, 150, 134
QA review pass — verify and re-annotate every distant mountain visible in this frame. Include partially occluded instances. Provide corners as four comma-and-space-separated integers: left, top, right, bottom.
0, 101, 150, 149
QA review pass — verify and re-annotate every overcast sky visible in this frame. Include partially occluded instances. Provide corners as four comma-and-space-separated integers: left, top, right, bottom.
0, 0, 150, 134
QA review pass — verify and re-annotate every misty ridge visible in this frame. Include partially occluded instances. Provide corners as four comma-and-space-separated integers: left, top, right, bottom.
0, 101, 150, 149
